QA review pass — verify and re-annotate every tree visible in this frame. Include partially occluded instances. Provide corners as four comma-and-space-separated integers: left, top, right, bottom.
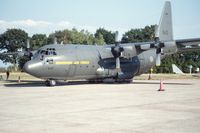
94, 33, 105, 45
152, 50, 200, 73
121, 25, 155, 43
0, 29, 28, 70
47, 28, 105, 45
142, 25, 155, 41
31, 34, 47, 50
95, 28, 115, 44
18, 56, 30, 70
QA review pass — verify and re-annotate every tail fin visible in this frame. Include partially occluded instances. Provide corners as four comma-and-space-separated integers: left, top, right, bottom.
155, 1, 173, 41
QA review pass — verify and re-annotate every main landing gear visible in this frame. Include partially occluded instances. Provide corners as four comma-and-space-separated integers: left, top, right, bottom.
45, 79, 56, 86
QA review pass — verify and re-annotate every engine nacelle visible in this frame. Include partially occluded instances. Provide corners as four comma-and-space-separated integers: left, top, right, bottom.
122, 45, 137, 59
96, 67, 134, 79
163, 41, 177, 55
137, 49, 157, 74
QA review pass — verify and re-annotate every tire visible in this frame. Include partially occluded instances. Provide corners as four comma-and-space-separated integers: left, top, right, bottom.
45, 80, 56, 86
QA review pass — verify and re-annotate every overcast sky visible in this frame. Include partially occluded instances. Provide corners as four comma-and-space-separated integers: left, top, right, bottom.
0, 0, 200, 67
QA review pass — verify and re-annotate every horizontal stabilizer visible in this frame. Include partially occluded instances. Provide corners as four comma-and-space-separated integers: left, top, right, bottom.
176, 38, 200, 51
172, 64, 184, 74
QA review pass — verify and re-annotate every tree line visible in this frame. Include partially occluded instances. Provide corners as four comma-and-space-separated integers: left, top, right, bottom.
0, 26, 199, 73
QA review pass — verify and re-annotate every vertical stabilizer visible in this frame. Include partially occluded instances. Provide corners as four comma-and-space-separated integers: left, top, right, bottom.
156, 1, 173, 41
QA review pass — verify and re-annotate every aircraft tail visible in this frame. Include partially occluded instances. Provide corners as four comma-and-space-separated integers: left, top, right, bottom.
155, 1, 173, 41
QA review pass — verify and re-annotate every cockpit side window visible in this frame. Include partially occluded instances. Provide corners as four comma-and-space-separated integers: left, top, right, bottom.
39, 48, 57, 56
33, 48, 57, 60
53, 51, 56, 55
41, 50, 46, 54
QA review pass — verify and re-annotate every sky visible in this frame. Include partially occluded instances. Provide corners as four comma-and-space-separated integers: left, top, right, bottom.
0, 0, 200, 67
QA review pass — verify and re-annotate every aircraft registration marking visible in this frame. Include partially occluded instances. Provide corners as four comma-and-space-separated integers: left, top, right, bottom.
55, 61, 90, 65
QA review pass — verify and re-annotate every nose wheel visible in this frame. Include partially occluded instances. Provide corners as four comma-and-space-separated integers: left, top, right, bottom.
45, 80, 56, 86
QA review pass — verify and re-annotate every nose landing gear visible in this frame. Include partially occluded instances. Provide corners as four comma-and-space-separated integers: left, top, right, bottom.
45, 79, 56, 86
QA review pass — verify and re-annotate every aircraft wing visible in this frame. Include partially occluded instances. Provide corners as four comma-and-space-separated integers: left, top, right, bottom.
0, 50, 35, 59
0, 52, 19, 55
0, 51, 27, 57
176, 38, 200, 51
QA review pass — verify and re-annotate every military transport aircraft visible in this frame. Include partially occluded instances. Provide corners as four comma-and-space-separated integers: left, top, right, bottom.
1, 1, 200, 86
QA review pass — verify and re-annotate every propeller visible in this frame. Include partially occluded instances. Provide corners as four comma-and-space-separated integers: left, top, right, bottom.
26, 39, 30, 51
156, 48, 161, 66
0, 39, 33, 60
54, 37, 57, 44
111, 31, 124, 71
154, 25, 164, 66
24, 39, 33, 60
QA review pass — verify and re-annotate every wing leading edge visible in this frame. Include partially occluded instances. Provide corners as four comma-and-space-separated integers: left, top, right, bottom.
176, 38, 200, 51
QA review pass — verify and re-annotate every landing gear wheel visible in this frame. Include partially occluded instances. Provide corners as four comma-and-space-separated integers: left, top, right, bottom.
45, 80, 56, 86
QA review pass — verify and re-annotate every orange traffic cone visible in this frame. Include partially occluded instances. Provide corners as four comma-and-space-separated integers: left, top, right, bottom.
158, 79, 164, 91
18, 76, 21, 83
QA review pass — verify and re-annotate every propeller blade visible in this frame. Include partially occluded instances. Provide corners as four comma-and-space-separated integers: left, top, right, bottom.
154, 24, 159, 39
54, 37, 57, 44
116, 57, 120, 70
156, 53, 161, 66
111, 31, 124, 71
115, 31, 119, 43
27, 39, 30, 50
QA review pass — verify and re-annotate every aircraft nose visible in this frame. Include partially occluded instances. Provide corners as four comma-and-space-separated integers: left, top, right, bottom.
23, 61, 43, 77
23, 61, 31, 73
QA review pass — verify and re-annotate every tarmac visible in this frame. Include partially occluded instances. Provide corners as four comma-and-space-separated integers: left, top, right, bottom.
0, 79, 200, 133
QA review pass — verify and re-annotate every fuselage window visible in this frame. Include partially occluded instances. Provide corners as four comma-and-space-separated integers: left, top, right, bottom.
46, 59, 54, 64
47, 48, 57, 56
38, 48, 57, 60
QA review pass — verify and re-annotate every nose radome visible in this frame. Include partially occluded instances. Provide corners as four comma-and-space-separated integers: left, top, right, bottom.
23, 61, 31, 73
23, 61, 43, 77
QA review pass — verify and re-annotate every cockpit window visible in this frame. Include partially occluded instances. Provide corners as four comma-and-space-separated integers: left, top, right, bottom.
40, 48, 57, 56
33, 48, 57, 60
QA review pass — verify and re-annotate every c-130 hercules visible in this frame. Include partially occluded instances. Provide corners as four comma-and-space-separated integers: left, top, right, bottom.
4, 1, 200, 86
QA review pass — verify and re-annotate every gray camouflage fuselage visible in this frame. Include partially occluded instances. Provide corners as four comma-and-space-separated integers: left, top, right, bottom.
23, 41, 177, 80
